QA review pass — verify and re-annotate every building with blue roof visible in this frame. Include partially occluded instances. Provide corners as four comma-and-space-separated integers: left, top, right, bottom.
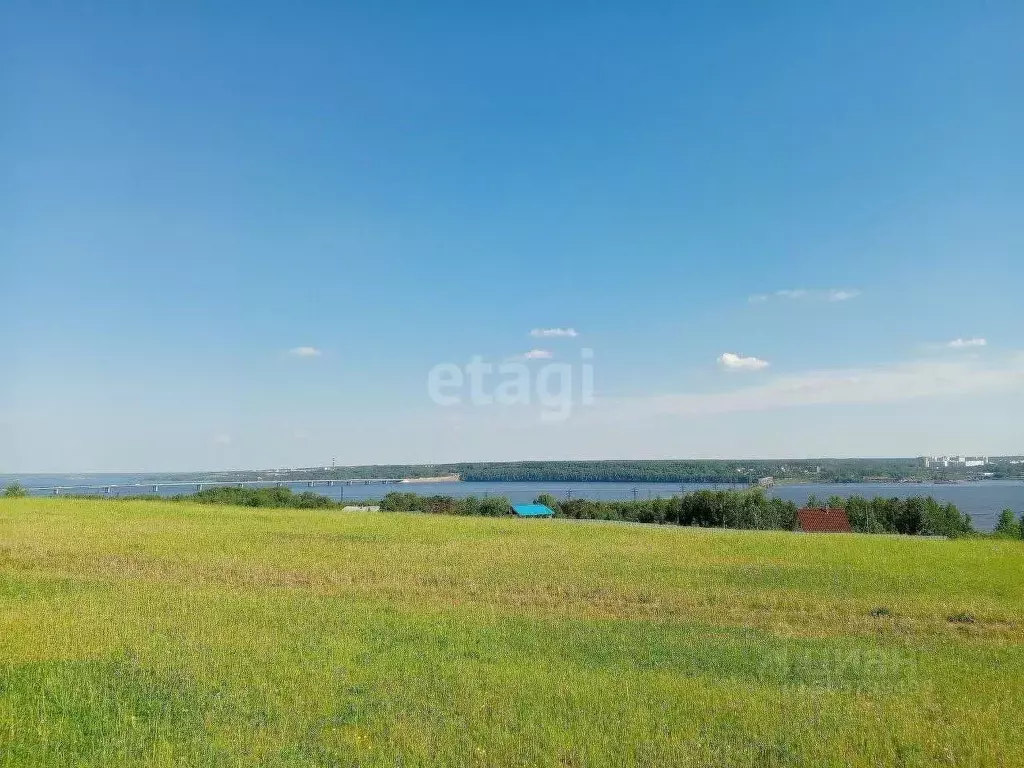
511, 503, 555, 518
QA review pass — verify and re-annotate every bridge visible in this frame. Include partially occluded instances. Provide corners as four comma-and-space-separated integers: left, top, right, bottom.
25, 477, 409, 496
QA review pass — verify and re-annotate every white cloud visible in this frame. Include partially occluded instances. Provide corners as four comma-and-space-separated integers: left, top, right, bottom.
619, 354, 1024, 418
752, 289, 860, 303
948, 338, 987, 349
530, 328, 578, 338
289, 346, 322, 357
826, 289, 860, 302
523, 349, 553, 360
212, 433, 232, 445
718, 352, 770, 371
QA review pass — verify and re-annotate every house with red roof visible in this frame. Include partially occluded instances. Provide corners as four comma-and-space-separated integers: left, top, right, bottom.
795, 507, 852, 533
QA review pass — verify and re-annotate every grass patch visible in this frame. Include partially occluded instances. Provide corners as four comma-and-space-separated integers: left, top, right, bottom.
0, 497, 1021, 766
947, 611, 977, 624
0, 659, 227, 766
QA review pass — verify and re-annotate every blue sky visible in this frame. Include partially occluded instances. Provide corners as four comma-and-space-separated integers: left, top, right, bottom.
2, 2, 1022, 471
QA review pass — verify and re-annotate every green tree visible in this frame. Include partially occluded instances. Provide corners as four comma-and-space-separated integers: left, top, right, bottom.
477, 497, 512, 517
994, 509, 1020, 538
2, 482, 27, 498
534, 493, 562, 515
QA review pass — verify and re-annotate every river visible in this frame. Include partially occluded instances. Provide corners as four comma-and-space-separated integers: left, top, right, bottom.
5, 474, 1022, 532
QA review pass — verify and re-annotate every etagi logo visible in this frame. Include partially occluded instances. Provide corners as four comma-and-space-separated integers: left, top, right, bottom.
427, 349, 595, 422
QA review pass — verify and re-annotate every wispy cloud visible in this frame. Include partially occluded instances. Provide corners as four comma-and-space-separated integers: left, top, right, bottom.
289, 346, 322, 357
522, 349, 553, 360
826, 289, 860, 302
749, 288, 860, 303
616, 354, 1024, 417
212, 433, 232, 445
948, 337, 987, 349
718, 352, 770, 371
530, 328, 578, 338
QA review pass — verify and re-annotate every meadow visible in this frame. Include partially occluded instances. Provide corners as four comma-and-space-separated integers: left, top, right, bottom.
0, 497, 1022, 766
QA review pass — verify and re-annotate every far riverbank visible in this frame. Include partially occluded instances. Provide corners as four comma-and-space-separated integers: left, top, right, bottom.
400, 474, 460, 484
9, 476, 1021, 532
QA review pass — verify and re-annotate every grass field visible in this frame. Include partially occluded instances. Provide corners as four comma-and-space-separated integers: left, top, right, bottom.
1, 498, 1022, 766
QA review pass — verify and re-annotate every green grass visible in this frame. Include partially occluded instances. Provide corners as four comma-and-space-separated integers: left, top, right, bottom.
0, 498, 1022, 766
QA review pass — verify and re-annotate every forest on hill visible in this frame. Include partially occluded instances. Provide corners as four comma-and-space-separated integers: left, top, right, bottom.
195, 457, 1021, 485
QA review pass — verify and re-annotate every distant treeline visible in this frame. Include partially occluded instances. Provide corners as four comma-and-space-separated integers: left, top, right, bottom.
379, 488, 977, 538
37, 484, 1012, 538
379, 490, 798, 530
192, 458, 1021, 485
178, 487, 337, 509
809, 494, 974, 537
451, 459, 919, 484
378, 492, 511, 517
449, 459, 1022, 483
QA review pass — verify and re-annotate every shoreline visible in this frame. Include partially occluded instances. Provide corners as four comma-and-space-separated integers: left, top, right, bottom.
399, 474, 461, 484
401, 478, 1007, 486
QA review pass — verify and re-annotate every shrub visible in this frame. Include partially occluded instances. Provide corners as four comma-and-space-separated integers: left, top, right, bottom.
534, 494, 562, 515
994, 509, 1021, 538
2, 482, 27, 498
180, 486, 339, 510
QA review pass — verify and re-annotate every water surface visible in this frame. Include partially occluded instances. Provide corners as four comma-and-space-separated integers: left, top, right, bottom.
6, 474, 1021, 532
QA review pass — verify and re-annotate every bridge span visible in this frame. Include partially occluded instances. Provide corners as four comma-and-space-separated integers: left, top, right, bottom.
25, 477, 410, 496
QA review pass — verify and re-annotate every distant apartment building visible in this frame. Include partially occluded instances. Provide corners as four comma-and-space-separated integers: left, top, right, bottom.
924, 455, 988, 468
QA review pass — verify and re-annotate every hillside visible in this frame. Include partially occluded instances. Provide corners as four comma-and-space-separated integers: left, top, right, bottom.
0, 497, 1021, 766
